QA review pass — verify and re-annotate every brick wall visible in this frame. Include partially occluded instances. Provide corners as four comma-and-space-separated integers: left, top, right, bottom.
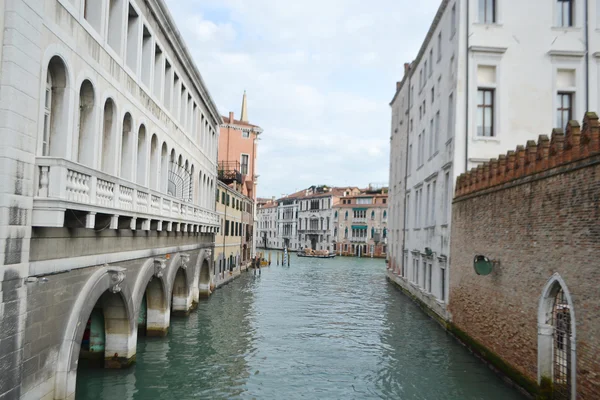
449, 113, 600, 399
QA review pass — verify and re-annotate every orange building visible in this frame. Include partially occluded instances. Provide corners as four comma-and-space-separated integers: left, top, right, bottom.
219, 91, 262, 201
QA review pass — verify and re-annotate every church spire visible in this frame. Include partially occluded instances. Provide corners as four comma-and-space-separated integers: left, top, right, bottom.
240, 90, 248, 122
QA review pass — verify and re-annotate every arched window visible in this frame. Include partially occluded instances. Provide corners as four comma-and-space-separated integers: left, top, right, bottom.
371, 227, 375, 238
383, 211, 387, 219
149, 134, 160, 190
538, 274, 576, 400
383, 228, 387, 239
42, 69, 53, 156
344, 227, 348, 239
160, 142, 168, 193
76, 80, 96, 166
136, 124, 148, 186
101, 99, 117, 174
189, 165, 196, 203
121, 113, 134, 181
371, 210, 375, 220
334, 211, 338, 218
345, 211, 348, 220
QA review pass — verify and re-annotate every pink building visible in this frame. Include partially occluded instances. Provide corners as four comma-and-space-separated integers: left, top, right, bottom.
219, 92, 262, 200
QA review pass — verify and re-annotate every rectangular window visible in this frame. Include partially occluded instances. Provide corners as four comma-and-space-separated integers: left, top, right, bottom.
408, 144, 413, 173
441, 266, 446, 301
431, 180, 437, 225
107, 0, 124, 53
425, 184, 430, 226
451, 4, 457, 35
163, 60, 172, 110
437, 32, 442, 61
447, 93, 454, 140
153, 45, 163, 100
557, 0, 573, 27
417, 134, 422, 166
84, 0, 103, 32
126, 4, 140, 73
240, 154, 249, 175
443, 171, 450, 223
556, 92, 573, 129
477, 88, 495, 137
141, 26, 153, 88
434, 111, 440, 153
479, 0, 496, 23
242, 130, 250, 138
431, 87, 435, 103
429, 49, 433, 76
429, 119, 434, 157
427, 263, 433, 292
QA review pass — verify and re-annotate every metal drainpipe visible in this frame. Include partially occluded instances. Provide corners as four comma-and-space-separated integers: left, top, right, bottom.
585, 0, 590, 111
465, 0, 470, 173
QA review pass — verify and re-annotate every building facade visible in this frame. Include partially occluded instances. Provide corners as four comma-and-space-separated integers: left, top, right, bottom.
256, 199, 278, 249
388, 0, 600, 320
448, 115, 600, 399
219, 92, 262, 256
214, 181, 253, 283
0, 1, 222, 398
333, 188, 388, 258
277, 197, 299, 250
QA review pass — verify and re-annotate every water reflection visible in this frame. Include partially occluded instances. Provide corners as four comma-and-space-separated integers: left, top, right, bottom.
77, 256, 526, 400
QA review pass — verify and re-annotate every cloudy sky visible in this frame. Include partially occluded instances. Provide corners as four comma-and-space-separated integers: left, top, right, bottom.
165, 0, 440, 197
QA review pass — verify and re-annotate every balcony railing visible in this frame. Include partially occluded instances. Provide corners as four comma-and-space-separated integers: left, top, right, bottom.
218, 161, 243, 184
298, 228, 327, 234
350, 237, 367, 243
33, 157, 220, 231
353, 217, 367, 224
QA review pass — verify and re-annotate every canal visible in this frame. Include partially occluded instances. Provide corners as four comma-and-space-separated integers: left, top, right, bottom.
76, 255, 527, 400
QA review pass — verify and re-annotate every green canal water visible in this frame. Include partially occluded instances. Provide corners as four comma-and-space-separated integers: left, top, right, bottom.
76, 255, 527, 400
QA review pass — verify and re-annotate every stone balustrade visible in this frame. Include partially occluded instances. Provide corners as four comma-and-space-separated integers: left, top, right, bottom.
34, 157, 220, 232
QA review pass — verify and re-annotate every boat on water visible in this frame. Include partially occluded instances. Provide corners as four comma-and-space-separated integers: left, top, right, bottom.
297, 249, 336, 259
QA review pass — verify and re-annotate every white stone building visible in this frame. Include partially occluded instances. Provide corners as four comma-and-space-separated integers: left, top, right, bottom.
388, 0, 600, 320
277, 197, 299, 250
256, 199, 278, 249
0, 1, 222, 397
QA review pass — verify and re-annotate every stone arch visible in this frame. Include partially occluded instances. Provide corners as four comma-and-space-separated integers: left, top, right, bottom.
100, 97, 118, 174
54, 266, 135, 400
41, 55, 71, 158
166, 253, 193, 316
120, 112, 134, 181
198, 253, 211, 298
537, 273, 577, 399
160, 141, 169, 193
149, 134, 160, 190
132, 258, 170, 337
75, 79, 97, 166
136, 124, 148, 186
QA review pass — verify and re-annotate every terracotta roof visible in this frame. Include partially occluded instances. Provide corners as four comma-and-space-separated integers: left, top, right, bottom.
334, 203, 387, 209
222, 116, 261, 129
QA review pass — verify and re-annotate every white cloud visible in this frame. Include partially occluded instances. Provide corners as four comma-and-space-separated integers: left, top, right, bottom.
165, 0, 440, 196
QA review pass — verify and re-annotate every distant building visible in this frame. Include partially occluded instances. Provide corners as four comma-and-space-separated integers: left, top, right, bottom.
256, 198, 278, 249
333, 186, 388, 258
219, 91, 263, 256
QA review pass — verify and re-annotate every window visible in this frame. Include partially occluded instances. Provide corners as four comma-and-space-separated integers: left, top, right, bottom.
126, 4, 140, 73
408, 144, 413, 172
434, 111, 440, 153
431, 87, 435, 103
437, 32, 442, 61
83, 0, 103, 32
423, 100, 426, 116
440, 265, 446, 301
141, 26, 152, 87
43, 71, 52, 156
107, 0, 124, 53
242, 130, 250, 138
448, 93, 454, 140
479, 0, 496, 23
557, 0, 573, 27
417, 134, 422, 166
431, 180, 437, 225
429, 49, 433, 76
241, 154, 249, 175
556, 92, 573, 129
429, 119, 434, 158
477, 89, 495, 137
451, 4, 457, 36
427, 262, 433, 292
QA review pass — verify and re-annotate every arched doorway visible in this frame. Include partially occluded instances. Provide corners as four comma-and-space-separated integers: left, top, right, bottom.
171, 268, 190, 316
538, 274, 576, 400
310, 237, 317, 250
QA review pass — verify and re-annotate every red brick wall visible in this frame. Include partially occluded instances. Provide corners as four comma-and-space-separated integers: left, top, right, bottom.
449, 114, 600, 399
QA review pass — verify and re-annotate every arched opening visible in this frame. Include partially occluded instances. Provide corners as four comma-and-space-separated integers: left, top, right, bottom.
120, 113, 134, 181
101, 98, 117, 174
538, 274, 576, 400
167, 149, 176, 196
43, 56, 69, 157
137, 278, 168, 337
190, 165, 196, 203
76, 80, 96, 166
160, 142, 168, 193
198, 259, 211, 297
171, 268, 189, 316
77, 290, 132, 370
198, 171, 203, 206
149, 134, 159, 190
136, 124, 148, 186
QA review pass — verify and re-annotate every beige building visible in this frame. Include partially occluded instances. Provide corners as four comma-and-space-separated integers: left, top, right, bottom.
333, 187, 388, 258
214, 181, 253, 284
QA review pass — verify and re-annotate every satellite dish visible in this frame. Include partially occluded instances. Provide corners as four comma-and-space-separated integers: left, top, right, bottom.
474, 255, 493, 275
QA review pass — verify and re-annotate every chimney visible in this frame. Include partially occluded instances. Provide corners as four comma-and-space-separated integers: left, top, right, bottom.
404, 63, 411, 75
396, 81, 401, 91
229, 111, 234, 122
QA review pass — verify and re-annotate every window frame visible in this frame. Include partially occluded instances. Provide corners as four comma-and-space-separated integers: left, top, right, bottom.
478, 0, 496, 24
556, 0, 574, 28
556, 92, 573, 129
476, 88, 495, 137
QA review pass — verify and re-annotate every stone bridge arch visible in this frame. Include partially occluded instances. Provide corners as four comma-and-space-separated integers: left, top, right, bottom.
54, 266, 135, 400
166, 253, 194, 316
132, 258, 169, 337
197, 248, 212, 298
